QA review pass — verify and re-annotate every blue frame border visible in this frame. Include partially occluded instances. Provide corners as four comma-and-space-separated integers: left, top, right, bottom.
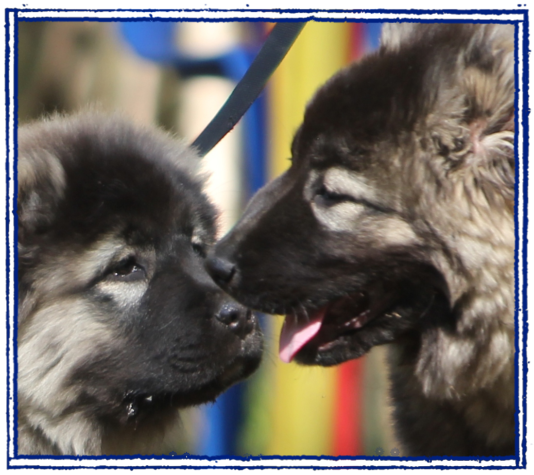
4, 7, 529, 470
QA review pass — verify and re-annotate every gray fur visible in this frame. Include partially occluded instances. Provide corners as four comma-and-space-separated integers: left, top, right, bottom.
17, 111, 262, 455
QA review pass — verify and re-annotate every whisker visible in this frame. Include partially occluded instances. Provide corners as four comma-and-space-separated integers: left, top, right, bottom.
420, 292, 436, 319
300, 303, 310, 323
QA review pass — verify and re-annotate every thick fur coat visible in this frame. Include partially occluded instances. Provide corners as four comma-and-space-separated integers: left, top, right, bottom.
206, 24, 515, 456
17, 112, 263, 455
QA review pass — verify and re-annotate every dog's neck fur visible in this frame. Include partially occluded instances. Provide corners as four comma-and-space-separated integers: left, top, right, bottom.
417, 210, 514, 398
18, 410, 101, 455
391, 164, 515, 453
17, 407, 181, 456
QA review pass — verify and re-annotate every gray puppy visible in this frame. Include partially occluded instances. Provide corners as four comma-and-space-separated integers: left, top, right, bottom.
17, 112, 263, 455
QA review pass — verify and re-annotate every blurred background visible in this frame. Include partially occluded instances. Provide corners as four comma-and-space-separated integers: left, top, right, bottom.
18, 20, 398, 457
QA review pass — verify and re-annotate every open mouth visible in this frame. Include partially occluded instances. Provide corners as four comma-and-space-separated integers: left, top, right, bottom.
279, 291, 372, 363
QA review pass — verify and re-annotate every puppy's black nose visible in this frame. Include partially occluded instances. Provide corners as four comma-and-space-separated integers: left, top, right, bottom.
205, 255, 236, 287
215, 302, 254, 338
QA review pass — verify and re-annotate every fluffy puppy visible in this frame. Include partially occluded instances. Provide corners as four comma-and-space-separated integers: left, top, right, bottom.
17, 112, 263, 455
207, 24, 515, 457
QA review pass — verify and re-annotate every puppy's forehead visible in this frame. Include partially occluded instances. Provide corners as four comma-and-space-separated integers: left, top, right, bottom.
306, 133, 372, 171
61, 150, 214, 241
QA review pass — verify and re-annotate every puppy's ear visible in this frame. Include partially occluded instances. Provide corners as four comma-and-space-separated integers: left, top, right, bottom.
17, 144, 66, 245
460, 25, 514, 133
420, 24, 515, 202
459, 25, 515, 200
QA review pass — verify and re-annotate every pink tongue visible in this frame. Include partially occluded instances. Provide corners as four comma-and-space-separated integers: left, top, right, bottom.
279, 308, 326, 363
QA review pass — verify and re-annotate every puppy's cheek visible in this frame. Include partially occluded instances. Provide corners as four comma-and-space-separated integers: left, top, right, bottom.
95, 281, 148, 309
311, 201, 365, 231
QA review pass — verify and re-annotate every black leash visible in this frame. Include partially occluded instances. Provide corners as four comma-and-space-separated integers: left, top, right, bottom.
191, 22, 306, 157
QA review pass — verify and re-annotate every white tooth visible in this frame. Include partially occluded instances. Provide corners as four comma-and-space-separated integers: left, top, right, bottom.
386, 312, 401, 318
351, 314, 369, 328
353, 319, 364, 329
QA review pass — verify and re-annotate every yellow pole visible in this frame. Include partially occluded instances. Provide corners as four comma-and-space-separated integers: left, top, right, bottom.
266, 21, 350, 456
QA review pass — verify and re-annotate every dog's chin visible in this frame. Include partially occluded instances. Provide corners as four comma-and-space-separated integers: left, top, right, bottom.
216, 331, 264, 386
116, 331, 263, 426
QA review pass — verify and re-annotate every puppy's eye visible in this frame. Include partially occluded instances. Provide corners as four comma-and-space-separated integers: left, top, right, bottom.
107, 257, 146, 282
314, 185, 352, 207
314, 185, 392, 215
191, 242, 206, 258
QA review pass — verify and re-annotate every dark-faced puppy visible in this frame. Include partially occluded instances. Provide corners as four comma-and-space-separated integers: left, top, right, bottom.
207, 24, 515, 457
17, 112, 263, 455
